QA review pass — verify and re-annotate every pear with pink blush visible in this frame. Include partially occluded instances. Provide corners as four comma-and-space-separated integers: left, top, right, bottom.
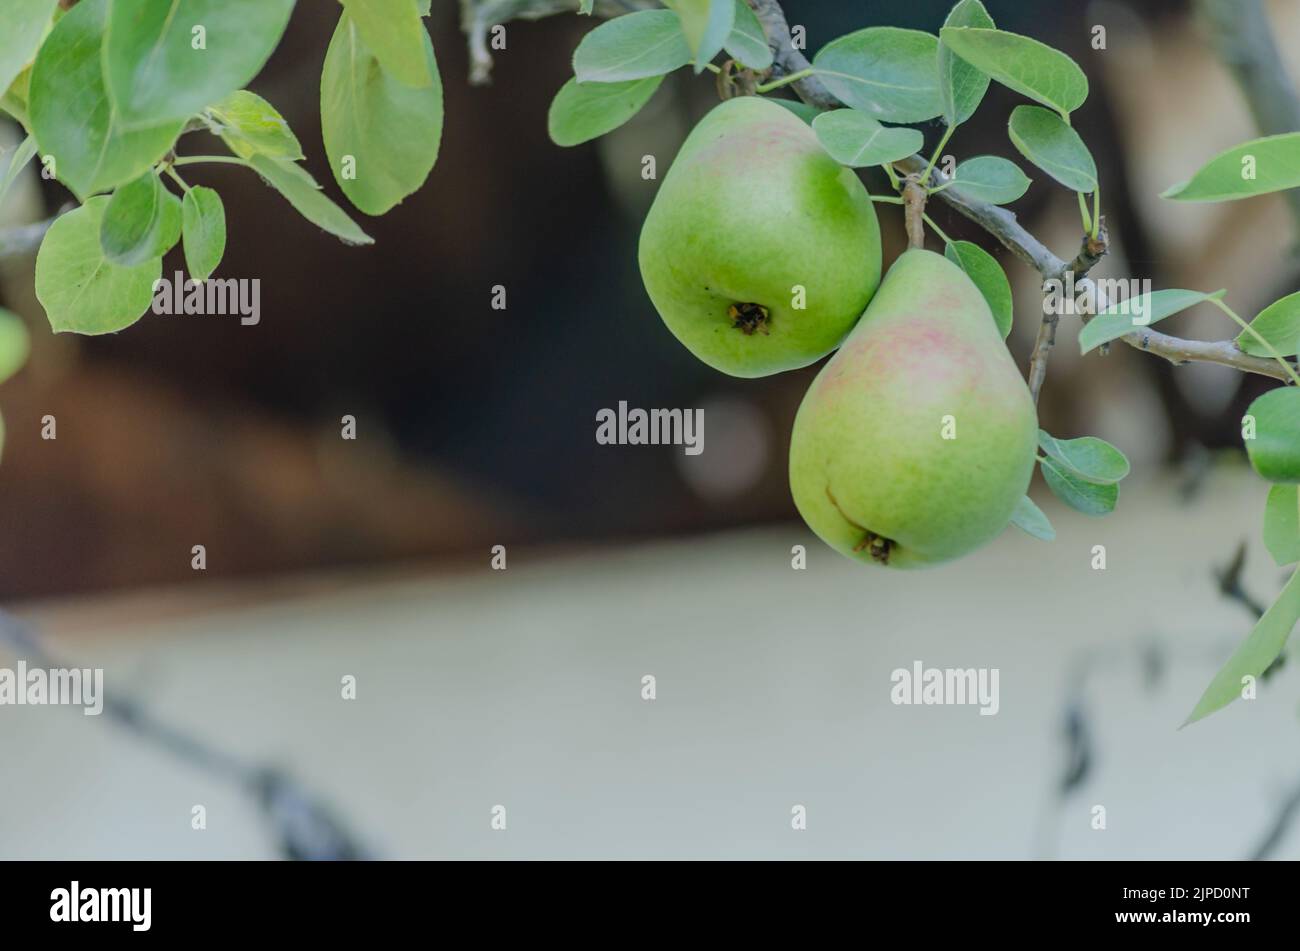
788, 249, 1038, 567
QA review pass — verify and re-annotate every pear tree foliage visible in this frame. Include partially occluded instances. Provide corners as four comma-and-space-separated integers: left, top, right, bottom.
0, 0, 443, 337
4, 0, 1300, 726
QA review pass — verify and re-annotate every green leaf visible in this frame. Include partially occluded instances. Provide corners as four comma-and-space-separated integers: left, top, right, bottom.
1010, 494, 1054, 541
182, 186, 226, 281
938, 0, 994, 127
1079, 288, 1225, 355
548, 75, 662, 147
723, 0, 772, 71
949, 155, 1030, 204
771, 98, 819, 125
1244, 387, 1300, 483
100, 172, 173, 265
0, 135, 38, 209
1184, 566, 1300, 725
0, 308, 31, 385
99, 175, 181, 266
1163, 133, 1300, 202
321, 11, 443, 216
810, 109, 924, 167
945, 240, 1012, 338
664, 0, 733, 74
1236, 291, 1300, 357
208, 90, 304, 161
1040, 457, 1118, 516
35, 197, 161, 334
246, 154, 373, 246
338, 0, 431, 88
939, 26, 1088, 116
0, 0, 57, 97
812, 27, 943, 124
1007, 105, 1096, 193
1264, 484, 1300, 567
29, 0, 185, 198
579, 0, 594, 14
573, 9, 692, 83
157, 190, 183, 253
102, 0, 296, 128
1, 64, 33, 127
1038, 430, 1129, 484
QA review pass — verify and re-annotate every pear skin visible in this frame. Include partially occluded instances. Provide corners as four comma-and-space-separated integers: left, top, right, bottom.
638, 96, 882, 378
789, 249, 1038, 568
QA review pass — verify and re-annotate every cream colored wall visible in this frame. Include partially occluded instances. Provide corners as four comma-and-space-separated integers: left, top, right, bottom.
1, 465, 1297, 859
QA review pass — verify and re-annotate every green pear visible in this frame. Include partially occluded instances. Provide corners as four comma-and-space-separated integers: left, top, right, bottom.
638, 96, 882, 378
789, 249, 1037, 568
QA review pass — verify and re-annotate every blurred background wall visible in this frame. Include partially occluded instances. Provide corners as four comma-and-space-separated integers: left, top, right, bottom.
4, 471, 1299, 859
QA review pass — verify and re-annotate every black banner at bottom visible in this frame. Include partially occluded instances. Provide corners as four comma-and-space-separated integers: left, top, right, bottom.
1, 859, 1288, 937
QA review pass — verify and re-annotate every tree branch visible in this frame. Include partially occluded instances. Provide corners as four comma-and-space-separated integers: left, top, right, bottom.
745, 0, 838, 108
902, 179, 927, 250
466, 0, 1300, 386
748, 1, 1299, 386
1025, 225, 1110, 403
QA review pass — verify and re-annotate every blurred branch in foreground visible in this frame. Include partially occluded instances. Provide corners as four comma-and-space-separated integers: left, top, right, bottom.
0, 609, 372, 860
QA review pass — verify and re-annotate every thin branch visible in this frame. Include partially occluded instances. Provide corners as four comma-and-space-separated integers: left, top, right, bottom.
1118, 330, 1295, 381
902, 179, 926, 250
1026, 225, 1110, 403
1026, 314, 1060, 403
1214, 540, 1268, 618
1070, 219, 1110, 276
0, 609, 372, 860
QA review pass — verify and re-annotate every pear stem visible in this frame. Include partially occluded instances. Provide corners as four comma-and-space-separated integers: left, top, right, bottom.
922, 213, 953, 246
1077, 192, 1092, 235
171, 155, 246, 167
921, 125, 954, 187
902, 178, 927, 250
161, 165, 190, 192
754, 68, 814, 93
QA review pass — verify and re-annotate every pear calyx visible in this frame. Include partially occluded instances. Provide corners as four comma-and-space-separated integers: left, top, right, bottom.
826, 486, 895, 565
853, 531, 892, 565
728, 301, 770, 336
